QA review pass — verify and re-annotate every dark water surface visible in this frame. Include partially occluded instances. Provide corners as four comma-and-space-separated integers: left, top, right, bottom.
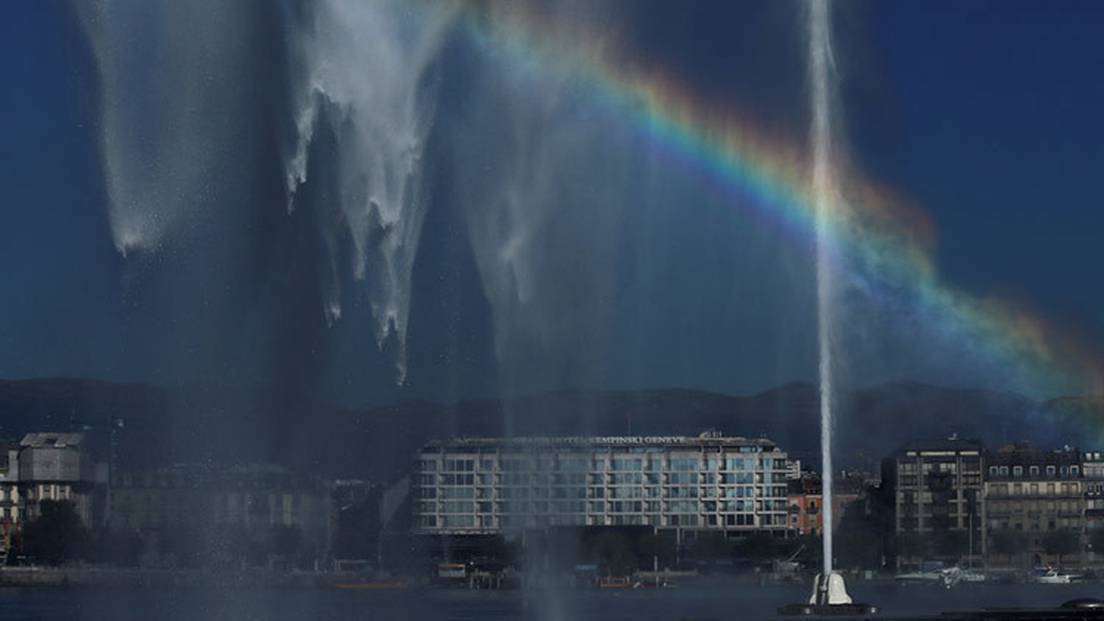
2, 583, 1103, 621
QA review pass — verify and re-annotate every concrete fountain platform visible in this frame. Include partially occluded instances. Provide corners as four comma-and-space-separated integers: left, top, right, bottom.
777, 596, 1104, 620
778, 572, 879, 617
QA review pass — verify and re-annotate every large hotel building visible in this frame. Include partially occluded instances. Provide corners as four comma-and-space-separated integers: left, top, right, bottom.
413, 432, 791, 537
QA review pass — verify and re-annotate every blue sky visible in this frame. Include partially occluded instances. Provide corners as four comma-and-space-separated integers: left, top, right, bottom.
0, 1, 1101, 404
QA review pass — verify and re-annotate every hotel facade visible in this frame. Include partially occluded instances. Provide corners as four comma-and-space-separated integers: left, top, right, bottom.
413, 432, 792, 537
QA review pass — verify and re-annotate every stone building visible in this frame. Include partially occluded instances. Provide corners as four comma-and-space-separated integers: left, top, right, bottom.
0, 444, 22, 554
14, 432, 110, 529
982, 444, 1085, 567
1082, 451, 1104, 534
110, 463, 331, 557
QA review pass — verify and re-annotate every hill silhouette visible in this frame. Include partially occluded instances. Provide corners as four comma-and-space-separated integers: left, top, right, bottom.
0, 378, 1098, 482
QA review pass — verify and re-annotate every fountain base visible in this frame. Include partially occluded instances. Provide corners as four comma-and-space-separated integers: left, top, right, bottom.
778, 572, 878, 616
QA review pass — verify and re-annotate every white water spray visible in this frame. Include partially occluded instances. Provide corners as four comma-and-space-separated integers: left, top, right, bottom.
808, 0, 838, 579
286, 0, 457, 381
77, 0, 256, 255
81, 1, 455, 383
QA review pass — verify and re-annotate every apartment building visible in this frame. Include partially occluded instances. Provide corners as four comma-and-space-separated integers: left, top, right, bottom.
982, 444, 1084, 566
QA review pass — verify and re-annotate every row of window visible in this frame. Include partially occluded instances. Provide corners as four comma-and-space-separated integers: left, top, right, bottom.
987, 518, 1080, 532
417, 483, 787, 499
987, 482, 1081, 497
989, 464, 1079, 478
416, 498, 790, 515
417, 471, 784, 489
419, 455, 788, 473
986, 500, 1082, 514
416, 511, 788, 530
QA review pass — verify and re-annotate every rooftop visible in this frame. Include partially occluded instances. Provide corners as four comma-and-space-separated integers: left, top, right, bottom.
897, 435, 983, 456
20, 432, 85, 449
423, 433, 781, 451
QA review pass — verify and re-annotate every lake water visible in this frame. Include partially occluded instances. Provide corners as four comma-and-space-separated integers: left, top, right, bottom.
1, 583, 1102, 620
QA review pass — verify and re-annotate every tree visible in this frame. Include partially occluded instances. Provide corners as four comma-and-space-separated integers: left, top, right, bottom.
22, 500, 90, 566
587, 530, 638, 576
989, 529, 1027, 566
270, 524, 303, 557
1089, 528, 1104, 559
736, 532, 782, 561
638, 530, 677, 569
1042, 529, 1080, 568
92, 528, 144, 567
893, 532, 928, 563
933, 530, 969, 560
835, 502, 884, 570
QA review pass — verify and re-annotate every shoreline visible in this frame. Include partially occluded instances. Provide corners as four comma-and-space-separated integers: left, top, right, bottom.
4, 566, 1103, 591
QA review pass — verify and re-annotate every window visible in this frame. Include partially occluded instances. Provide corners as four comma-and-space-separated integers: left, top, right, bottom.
1047, 465, 1057, 476
1029, 466, 1040, 477
670, 458, 698, 471
1013, 466, 1023, 477
611, 458, 642, 471
999, 466, 1009, 476
442, 515, 474, 528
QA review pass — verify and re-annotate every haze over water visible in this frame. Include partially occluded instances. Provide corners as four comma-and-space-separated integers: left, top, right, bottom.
3, 583, 1102, 620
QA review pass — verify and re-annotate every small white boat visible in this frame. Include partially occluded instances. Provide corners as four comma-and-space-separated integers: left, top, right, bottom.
896, 564, 989, 588
895, 561, 948, 583
1030, 567, 1076, 584
894, 570, 943, 583
959, 569, 988, 583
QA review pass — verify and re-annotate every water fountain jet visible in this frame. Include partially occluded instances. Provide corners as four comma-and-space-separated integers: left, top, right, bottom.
782, 2, 877, 613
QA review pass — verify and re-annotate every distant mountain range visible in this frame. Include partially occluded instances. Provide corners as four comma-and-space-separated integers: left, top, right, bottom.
0, 378, 1100, 483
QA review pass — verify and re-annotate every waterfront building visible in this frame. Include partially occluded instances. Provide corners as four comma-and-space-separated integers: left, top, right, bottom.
890, 436, 984, 567
0, 444, 22, 554
1082, 451, 1104, 533
982, 444, 1085, 567
110, 463, 331, 549
413, 432, 792, 538
14, 433, 110, 529
786, 471, 864, 536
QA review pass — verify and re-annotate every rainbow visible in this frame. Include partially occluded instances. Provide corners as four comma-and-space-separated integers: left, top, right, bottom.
456, 3, 1103, 398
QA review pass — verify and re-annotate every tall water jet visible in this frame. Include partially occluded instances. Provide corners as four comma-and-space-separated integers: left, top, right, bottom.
795, 14, 875, 611
809, 0, 838, 585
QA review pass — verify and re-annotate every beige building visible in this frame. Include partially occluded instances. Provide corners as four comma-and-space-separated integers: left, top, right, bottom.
111, 463, 331, 548
1083, 451, 1104, 533
982, 444, 1084, 567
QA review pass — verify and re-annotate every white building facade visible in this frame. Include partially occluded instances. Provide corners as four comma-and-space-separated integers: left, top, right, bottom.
413, 433, 791, 537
